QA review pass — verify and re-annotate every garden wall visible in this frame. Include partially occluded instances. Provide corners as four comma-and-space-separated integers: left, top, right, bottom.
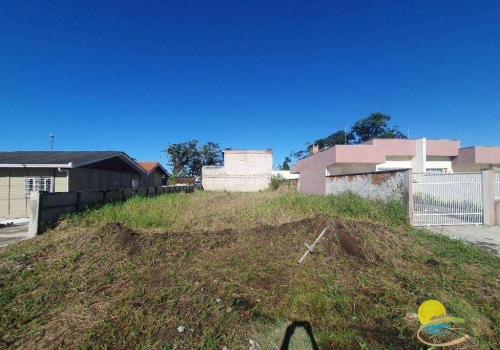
29, 185, 194, 235
326, 169, 411, 202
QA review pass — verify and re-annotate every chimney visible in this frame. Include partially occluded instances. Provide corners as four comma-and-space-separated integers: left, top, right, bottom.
308, 144, 320, 155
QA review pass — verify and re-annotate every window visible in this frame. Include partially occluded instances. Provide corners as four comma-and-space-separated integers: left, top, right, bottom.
25, 177, 52, 197
132, 179, 139, 189
425, 168, 444, 174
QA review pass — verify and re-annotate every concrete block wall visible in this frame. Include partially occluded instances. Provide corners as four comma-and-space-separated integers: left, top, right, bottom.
29, 185, 194, 235
326, 169, 411, 203
202, 150, 273, 192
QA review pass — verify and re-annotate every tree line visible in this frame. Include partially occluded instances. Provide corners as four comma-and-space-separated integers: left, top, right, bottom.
163, 112, 406, 175
279, 112, 406, 170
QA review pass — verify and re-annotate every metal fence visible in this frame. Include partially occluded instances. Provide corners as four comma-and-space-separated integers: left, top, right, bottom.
413, 173, 483, 226
495, 172, 500, 200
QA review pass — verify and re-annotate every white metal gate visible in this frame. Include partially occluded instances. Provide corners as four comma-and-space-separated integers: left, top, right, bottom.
495, 172, 500, 200
413, 173, 483, 226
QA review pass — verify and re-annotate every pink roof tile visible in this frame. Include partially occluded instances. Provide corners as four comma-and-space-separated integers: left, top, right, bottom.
137, 161, 159, 173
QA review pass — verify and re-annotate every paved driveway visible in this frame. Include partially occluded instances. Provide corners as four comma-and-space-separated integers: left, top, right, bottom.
0, 224, 31, 248
425, 225, 500, 257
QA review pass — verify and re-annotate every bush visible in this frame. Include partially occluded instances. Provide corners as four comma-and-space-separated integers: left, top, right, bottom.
268, 173, 287, 190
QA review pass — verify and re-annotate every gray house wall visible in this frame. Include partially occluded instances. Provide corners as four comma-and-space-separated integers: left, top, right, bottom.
0, 168, 68, 218
144, 168, 165, 188
1, 167, 142, 219
68, 169, 141, 192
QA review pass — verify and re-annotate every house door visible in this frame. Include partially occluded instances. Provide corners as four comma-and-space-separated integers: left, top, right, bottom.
412, 173, 483, 226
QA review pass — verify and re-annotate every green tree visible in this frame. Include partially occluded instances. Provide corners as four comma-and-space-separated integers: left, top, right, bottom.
351, 112, 406, 143
163, 140, 223, 177
290, 112, 406, 161
277, 156, 291, 170
199, 142, 223, 166
314, 130, 355, 148
163, 141, 192, 177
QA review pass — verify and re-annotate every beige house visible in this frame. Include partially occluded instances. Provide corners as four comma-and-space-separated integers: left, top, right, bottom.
202, 150, 273, 192
0, 151, 146, 218
137, 161, 170, 187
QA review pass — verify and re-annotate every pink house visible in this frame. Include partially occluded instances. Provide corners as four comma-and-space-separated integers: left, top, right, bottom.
290, 138, 500, 195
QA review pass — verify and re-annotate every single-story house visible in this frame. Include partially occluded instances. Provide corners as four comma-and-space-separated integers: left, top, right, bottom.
290, 138, 500, 195
137, 161, 170, 187
0, 151, 146, 218
202, 150, 273, 192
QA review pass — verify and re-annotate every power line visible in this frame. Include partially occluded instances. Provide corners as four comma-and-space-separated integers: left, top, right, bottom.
427, 115, 500, 139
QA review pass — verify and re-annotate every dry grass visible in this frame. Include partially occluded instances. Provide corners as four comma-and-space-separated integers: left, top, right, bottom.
1, 189, 499, 349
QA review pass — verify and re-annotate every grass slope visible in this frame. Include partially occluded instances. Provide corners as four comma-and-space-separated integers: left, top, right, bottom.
1, 190, 499, 349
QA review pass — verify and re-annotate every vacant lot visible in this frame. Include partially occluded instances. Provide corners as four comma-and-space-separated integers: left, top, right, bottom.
1, 189, 499, 349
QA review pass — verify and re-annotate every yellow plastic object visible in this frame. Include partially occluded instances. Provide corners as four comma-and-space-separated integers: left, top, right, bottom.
417, 300, 446, 325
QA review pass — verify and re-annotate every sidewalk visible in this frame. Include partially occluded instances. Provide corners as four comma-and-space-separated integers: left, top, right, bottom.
425, 225, 500, 257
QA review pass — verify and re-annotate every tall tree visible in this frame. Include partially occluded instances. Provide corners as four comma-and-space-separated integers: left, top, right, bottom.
351, 112, 406, 143
290, 112, 406, 161
314, 130, 355, 148
163, 140, 223, 177
277, 156, 291, 170
184, 140, 201, 177
199, 142, 223, 166
164, 141, 192, 177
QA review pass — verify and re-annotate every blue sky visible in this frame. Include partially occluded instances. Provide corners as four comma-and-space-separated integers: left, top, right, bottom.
1, 0, 499, 169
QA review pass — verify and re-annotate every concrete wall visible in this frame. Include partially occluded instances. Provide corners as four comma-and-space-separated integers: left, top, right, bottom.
363, 139, 416, 156
426, 156, 453, 173
413, 138, 426, 172
496, 201, 500, 226
426, 139, 460, 156
453, 146, 500, 172
376, 156, 412, 171
291, 147, 338, 195
202, 150, 273, 192
271, 170, 299, 180
326, 169, 411, 203
495, 172, 500, 200
29, 185, 194, 235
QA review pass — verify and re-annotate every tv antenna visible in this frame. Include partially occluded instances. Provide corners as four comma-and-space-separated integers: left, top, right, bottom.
49, 134, 54, 151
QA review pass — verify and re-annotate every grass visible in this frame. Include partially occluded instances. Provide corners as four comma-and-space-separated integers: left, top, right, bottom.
0, 188, 499, 349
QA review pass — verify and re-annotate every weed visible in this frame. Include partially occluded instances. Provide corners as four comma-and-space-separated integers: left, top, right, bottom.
0, 191, 498, 349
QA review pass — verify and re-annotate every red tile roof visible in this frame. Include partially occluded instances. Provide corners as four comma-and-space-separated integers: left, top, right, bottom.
137, 161, 159, 173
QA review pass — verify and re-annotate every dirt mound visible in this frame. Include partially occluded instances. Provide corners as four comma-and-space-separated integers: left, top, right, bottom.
104, 222, 142, 256
336, 229, 365, 259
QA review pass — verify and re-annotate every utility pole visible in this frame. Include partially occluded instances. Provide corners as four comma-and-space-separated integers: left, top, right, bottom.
49, 134, 54, 151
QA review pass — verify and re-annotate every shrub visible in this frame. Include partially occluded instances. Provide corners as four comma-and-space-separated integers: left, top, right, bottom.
268, 173, 287, 190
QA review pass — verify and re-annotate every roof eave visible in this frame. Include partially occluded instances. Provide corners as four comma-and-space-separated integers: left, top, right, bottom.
156, 163, 171, 176
0, 163, 73, 168
74, 152, 147, 175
